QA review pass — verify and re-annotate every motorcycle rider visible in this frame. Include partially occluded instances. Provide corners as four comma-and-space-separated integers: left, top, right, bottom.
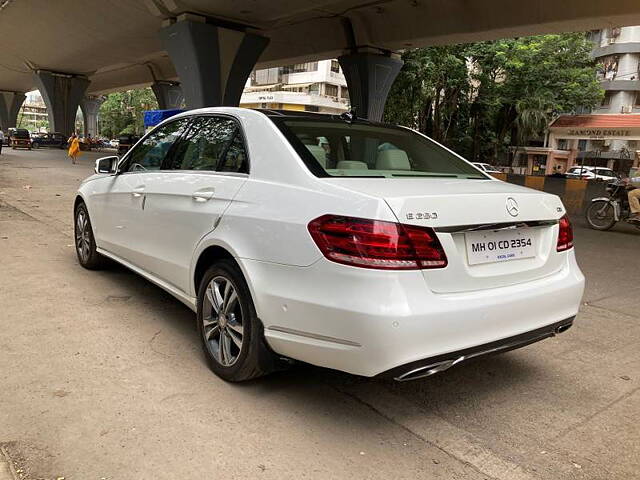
625, 175, 640, 221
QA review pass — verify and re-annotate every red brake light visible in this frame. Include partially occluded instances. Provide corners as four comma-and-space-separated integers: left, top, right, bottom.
308, 214, 448, 270
557, 214, 574, 252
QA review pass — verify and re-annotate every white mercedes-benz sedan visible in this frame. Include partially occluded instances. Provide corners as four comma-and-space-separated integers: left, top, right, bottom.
74, 108, 584, 382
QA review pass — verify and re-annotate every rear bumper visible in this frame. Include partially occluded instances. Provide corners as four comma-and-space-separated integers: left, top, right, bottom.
242, 250, 585, 377
381, 317, 574, 381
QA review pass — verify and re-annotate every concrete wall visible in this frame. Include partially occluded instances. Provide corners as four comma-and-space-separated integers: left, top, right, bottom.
493, 174, 608, 214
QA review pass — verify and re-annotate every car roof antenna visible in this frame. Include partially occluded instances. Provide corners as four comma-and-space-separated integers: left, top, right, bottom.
340, 107, 357, 123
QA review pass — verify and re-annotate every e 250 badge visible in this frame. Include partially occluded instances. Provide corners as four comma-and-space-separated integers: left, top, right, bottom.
406, 212, 438, 220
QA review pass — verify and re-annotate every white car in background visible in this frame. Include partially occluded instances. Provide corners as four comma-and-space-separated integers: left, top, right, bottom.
73, 108, 584, 382
472, 162, 502, 174
565, 166, 618, 181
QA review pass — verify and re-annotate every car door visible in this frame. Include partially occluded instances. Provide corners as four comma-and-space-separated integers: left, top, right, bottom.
135, 115, 250, 293
91, 118, 191, 263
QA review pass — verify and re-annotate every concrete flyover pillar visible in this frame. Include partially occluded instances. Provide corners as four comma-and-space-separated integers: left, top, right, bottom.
151, 81, 184, 110
0, 91, 26, 133
80, 96, 105, 139
32, 70, 90, 137
338, 51, 403, 122
160, 16, 269, 108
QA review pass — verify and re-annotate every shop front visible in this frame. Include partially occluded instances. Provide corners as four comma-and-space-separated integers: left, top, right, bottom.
546, 114, 640, 175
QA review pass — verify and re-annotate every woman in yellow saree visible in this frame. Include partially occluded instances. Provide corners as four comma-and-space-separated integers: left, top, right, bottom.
67, 134, 81, 164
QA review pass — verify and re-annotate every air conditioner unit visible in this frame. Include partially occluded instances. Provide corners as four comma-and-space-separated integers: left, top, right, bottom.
603, 139, 612, 146
608, 38, 616, 44
621, 105, 633, 113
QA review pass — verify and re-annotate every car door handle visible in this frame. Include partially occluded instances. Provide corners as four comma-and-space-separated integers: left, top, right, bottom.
192, 189, 215, 202
132, 186, 145, 198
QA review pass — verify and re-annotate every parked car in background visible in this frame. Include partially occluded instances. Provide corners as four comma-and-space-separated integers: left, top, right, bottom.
117, 134, 140, 155
565, 166, 618, 181
10, 128, 31, 150
109, 139, 119, 148
31, 132, 67, 149
472, 162, 502, 174
74, 108, 584, 383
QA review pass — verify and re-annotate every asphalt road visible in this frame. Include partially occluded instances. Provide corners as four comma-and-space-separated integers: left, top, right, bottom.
0, 148, 638, 480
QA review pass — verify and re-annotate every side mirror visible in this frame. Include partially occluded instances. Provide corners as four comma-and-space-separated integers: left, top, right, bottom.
95, 156, 118, 174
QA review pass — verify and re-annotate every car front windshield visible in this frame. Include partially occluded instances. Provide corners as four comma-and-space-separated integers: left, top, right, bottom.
275, 118, 487, 179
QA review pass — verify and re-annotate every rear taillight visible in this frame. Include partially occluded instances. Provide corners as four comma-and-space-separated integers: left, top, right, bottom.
556, 214, 574, 252
308, 214, 448, 270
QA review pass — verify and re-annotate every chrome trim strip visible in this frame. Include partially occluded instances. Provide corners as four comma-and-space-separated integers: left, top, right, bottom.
266, 326, 361, 347
435, 219, 557, 234
394, 331, 553, 382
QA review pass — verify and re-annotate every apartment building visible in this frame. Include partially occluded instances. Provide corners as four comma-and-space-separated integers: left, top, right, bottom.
522, 26, 640, 175
240, 59, 349, 114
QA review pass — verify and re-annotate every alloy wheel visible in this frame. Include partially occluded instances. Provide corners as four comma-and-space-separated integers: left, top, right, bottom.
75, 210, 91, 263
202, 276, 244, 367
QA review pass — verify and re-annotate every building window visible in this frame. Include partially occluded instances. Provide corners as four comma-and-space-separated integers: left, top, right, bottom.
578, 139, 588, 151
600, 55, 619, 80
601, 92, 613, 107
635, 93, 640, 107
331, 60, 340, 73
325, 84, 339, 97
309, 83, 320, 95
289, 62, 318, 73
557, 139, 568, 150
305, 105, 320, 112
608, 27, 621, 39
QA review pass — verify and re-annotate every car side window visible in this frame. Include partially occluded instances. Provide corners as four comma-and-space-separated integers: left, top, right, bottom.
165, 116, 248, 173
124, 119, 190, 173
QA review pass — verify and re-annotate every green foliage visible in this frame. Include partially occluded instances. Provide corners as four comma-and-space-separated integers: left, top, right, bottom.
384, 33, 603, 164
99, 88, 158, 138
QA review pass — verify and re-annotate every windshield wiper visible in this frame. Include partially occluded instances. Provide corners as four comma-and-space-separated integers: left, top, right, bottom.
329, 174, 386, 178
390, 173, 458, 178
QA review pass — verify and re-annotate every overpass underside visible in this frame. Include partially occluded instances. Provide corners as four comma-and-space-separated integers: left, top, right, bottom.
1, 0, 640, 136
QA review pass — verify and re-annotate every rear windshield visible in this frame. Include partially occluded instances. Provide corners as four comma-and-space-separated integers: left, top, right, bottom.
274, 118, 486, 179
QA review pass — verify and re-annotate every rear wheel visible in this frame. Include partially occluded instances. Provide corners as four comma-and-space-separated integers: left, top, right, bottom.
74, 202, 106, 269
197, 260, 276, 382
586, 200, 616, 230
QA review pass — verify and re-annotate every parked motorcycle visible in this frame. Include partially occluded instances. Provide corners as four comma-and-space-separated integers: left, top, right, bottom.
586, 179, 640, 230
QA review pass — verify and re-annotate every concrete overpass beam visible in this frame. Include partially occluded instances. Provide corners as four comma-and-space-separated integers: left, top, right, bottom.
338, 52, 403, 122
80, 96, 105, 139
33, 71, 90, 137
160, 19, 269, 108
0, 92, 26, 133
151, 82, 184, 110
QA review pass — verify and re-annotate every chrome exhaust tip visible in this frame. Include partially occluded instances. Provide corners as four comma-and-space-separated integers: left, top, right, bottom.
554, 323, 573, 334
394, 356, 465, 382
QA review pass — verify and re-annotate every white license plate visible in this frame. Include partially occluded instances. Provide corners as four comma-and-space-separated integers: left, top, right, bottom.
465, 229, 535, 265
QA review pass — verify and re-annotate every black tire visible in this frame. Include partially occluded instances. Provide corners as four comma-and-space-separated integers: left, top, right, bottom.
586, 200, 617, 231
197, 260, 276, 382
74, 202, 106, 269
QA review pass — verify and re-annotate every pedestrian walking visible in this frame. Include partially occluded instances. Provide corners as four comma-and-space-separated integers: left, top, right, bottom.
67, 133, 81, 164
0, 130, 4, 155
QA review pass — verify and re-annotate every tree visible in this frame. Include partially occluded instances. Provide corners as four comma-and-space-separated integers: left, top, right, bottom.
99, 88, 158, 138
384, 33, 603, 164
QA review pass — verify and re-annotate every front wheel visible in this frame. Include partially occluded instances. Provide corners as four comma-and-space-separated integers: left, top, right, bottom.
197, 260, 277, 382
586, 200, 617, 230
74, 203, 106, 269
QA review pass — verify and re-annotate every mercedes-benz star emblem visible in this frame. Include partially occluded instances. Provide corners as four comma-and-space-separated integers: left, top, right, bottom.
506, 197, 519, 217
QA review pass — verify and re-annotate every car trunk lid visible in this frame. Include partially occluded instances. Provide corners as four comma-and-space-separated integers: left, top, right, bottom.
324, 177, 566, 293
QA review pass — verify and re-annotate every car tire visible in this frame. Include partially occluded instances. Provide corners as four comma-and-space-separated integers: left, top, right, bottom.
74, 202, 106, 269
197, 260, 277, 382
